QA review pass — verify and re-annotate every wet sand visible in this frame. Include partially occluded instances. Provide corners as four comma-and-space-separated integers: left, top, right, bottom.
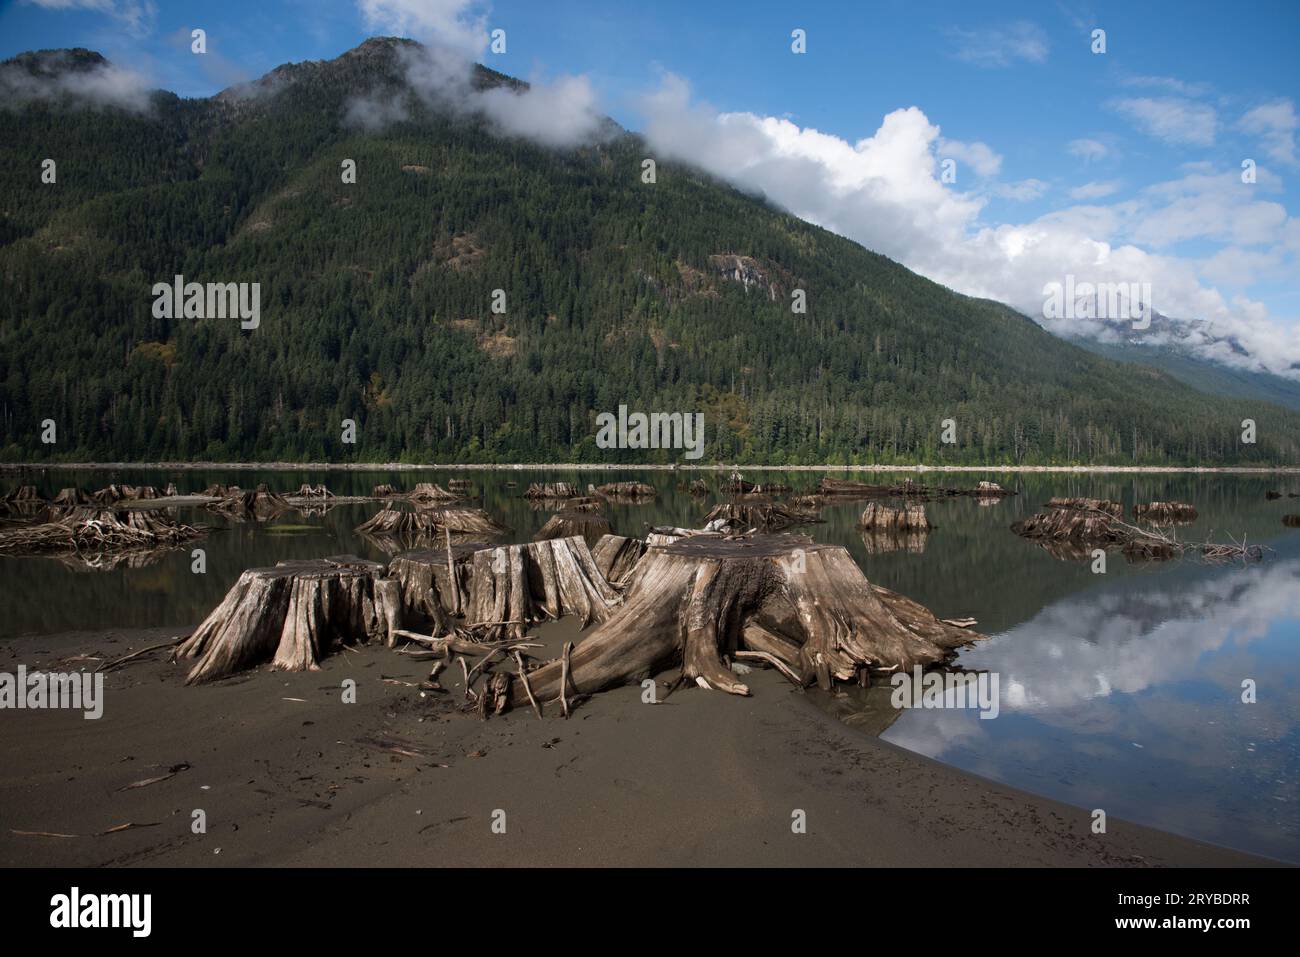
0, 625, 1275, 868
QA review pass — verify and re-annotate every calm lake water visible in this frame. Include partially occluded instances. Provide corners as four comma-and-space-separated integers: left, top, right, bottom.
3, 467, 1299, 862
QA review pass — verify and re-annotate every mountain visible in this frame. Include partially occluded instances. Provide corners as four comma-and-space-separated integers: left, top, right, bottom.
2, 38, 1299, 466
1062, 314, 1300, 413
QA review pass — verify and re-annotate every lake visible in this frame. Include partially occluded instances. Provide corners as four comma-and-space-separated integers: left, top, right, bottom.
2, 466, 1298, 862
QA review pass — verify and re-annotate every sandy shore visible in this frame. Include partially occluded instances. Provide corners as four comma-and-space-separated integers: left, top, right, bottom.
4, 462, 1299, 474
0, 625, 1274, 868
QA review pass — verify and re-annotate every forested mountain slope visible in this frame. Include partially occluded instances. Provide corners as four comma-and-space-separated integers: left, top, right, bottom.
2, 38, 1297, 465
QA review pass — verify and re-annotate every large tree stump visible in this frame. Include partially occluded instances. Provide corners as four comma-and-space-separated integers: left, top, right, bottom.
387, 542, 488, 633
702, 501, 820, 532
356, 504, 506, 552
858, 502, 930, 531
464, 536, 622, 640
591, 534, 647, 584
509, 532, 981, 707
177, 556, 386, 683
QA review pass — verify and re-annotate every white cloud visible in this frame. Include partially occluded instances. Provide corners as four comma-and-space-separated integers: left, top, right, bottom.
993, 178, 1049, 202
1069, 180, 1122, 200
638, 74, 1300, 377
938, 138, 1002, 178
949, 21, 1049, 67
1067, 138, 1109, 162
343, 41, 604, 148
20, 0, 156, 37
1110, 96, 1218, 147
356, 0, 488, 56
0, 51, 153, 112
1240, 99, 1298, 167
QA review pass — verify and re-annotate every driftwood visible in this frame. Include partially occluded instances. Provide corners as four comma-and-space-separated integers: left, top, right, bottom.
177, 556, 386, 683
1045, 496, 1123, 517
1132, 501, 1198, 524
701, 501, 820, 532
0, 507, 204, 556
819, 477, 1015, 501
508, 532, 981, 708
524, 482, 579, 500
857, 502, 930, 531
535, 510, 613, 545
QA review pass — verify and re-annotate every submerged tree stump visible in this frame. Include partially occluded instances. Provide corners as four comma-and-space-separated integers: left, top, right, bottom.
1045, 496, 1123, 517
177, 556, 386, 683
409, 482, 460, 503
702, 501, 820, 532
52, 487, 94, 507
535, 510, 613, 545
208, 484, 291, 522
857, 502, 930, 531
594, 481, 656, 498
524, 482, 579, 500
509, 532, 981, 708
0, 507, 203, 556
355, 504, 506, 549
1133, 501, 1198, 524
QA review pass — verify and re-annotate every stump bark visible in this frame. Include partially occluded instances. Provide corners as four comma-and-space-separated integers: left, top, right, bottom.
177, 556, 386, 683
463, 536, 622, 640
508, 532, 981, 707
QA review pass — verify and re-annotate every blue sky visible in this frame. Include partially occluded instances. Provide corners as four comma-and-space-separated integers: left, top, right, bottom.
4, 0, 1300, 372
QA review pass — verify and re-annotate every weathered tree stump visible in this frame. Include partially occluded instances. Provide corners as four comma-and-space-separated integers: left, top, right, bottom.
858, 502, 930, 531
409, 482, 460, 503
177, 556, 386, 683
524, 482, 579, 500
0, 507, 203, 556
702, 501, 820, 532
509, 532, 981, 707
594, 481, 656, 498
1133, 501, 1198, 524
52, 487, 94, 507
356, 504, 506, 549
372, 483, 399, 498
464, 536, 622, 641
208, 484, 291, 522
535, 510, 612, 545
386, 541, 488, 632
591, 534, 647, 585
447, 479, 474, 493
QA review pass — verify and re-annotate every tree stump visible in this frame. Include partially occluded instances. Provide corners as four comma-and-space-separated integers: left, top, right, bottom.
464, 536, 622, 641
858, 502, 930, 531
534, 510, 612, 545
177, 556, 386, 683
355, 504, 506, 552
594, 481, 656, 498
591, 534, 647, 584
409, 482, 460, 503
702, 501, 820, 532
1133, 501, 1198, 524
509, 532, 981, 707
387, 542, 488, 633
524, 482, 579, 500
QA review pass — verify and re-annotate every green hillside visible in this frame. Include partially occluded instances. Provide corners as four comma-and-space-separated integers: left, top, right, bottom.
2, 38, 1297, 465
